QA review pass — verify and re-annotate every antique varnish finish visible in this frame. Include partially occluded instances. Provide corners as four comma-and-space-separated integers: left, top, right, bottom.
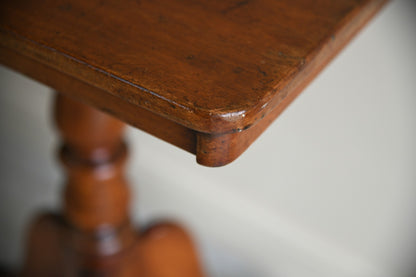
0, 1, 388, 276
0, 0, 387, 166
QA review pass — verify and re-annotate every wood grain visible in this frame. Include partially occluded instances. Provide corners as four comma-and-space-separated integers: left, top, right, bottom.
0, 0, 387, 167
0, 2, 387, 275
0, 46, 197, 154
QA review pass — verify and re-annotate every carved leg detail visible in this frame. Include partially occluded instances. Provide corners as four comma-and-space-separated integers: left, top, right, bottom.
22, 93, 204, 277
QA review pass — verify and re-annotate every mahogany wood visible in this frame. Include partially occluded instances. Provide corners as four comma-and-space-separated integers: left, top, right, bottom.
0, 0, 387, 166
0, 45, 197, 155
0, 1, 387, 276
21, 94, 204, 277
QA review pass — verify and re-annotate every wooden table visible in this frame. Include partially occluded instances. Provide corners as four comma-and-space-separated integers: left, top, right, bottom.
0, 0, 386, 276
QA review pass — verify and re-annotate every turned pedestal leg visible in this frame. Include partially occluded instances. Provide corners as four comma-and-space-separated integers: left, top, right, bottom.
22, 93, 204, 277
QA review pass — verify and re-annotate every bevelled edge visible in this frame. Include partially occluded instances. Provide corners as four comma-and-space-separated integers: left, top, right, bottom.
195, 0, 389, 167
0, 0, 388, 136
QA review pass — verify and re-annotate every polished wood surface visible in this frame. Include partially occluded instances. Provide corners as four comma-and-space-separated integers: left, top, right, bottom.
21, 94, 204, 277
0, 1, 387, 276
0, 0, 387, 166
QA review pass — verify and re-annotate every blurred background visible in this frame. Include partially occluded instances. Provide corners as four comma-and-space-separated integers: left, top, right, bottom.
0, 1, 415, 276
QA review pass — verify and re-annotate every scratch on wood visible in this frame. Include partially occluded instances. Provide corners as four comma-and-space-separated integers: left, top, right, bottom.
257, 66, 267, 76
222, 0, 250, 14
277, 51, 306, 66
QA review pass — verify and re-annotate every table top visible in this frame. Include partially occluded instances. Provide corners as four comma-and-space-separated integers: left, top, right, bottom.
0, 0, 386, 166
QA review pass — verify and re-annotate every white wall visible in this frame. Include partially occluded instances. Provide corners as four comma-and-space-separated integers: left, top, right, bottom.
1, 1, 415, 276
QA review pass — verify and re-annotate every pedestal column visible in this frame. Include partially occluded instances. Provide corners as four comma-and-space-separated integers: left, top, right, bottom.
22, 93, 204, 277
